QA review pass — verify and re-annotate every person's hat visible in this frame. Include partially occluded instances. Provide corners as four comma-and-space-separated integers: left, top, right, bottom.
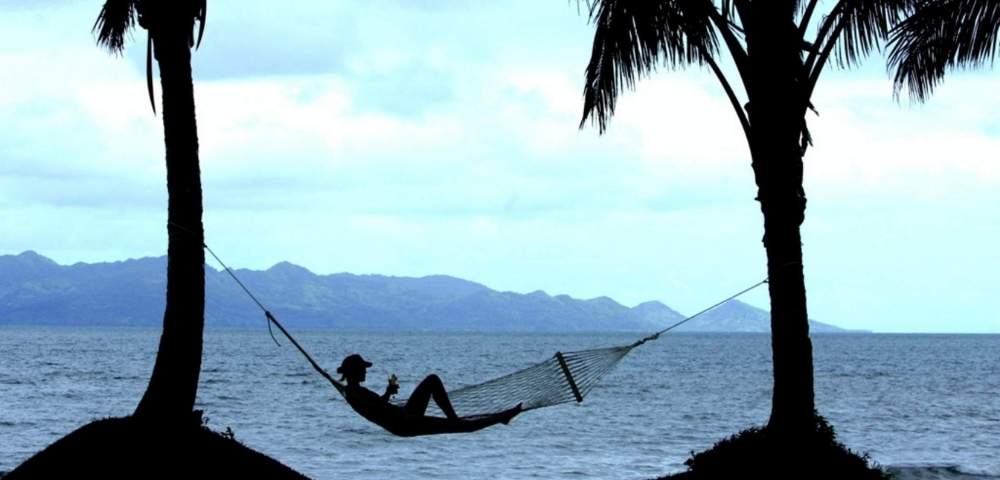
337, 354, 373, 374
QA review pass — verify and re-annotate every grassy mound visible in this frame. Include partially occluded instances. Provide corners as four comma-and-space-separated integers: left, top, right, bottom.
659, 416, 889, 480
5, 415, 311, 480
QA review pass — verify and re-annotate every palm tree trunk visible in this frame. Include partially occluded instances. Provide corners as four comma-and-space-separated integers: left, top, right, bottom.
133, 21, 205, 424
761, 201, 814, 437
751, 127, 815, 438
745, 2, 816, 439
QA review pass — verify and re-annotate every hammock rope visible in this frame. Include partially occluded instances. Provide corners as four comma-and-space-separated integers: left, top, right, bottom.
184, 224, 767, 420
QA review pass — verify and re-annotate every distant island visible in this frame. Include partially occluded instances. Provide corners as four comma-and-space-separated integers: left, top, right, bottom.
0, 251, 861, 333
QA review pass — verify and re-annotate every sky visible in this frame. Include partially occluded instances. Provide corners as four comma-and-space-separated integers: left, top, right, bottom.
0, 1, 997, 333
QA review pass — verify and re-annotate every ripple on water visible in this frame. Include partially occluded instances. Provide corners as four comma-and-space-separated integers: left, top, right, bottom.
887, 464, 1000, 480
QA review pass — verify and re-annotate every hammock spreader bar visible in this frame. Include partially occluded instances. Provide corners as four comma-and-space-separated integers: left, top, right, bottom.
555, 352, 584, 403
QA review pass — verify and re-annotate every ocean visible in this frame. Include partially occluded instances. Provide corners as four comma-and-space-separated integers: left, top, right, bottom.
1, 327, 997, 479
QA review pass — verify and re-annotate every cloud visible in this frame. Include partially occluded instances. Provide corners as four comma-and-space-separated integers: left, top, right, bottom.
350, 63, 455, 116
805, 76, 1000, 203
1, 0, 998, 332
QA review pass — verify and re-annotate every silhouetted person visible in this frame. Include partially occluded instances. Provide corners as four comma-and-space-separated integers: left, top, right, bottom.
336, 354, 522, 436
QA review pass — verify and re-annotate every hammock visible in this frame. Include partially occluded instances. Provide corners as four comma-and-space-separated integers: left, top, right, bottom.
198, 231, 766, 435
260, 281, 765, 429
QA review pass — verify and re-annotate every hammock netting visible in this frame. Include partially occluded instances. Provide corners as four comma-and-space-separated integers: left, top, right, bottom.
391, 345, 637, 419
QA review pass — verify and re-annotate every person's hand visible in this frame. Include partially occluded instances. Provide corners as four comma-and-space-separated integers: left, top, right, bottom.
386, 374, 400, 396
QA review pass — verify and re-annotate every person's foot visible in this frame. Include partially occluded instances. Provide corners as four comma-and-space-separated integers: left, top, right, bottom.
500, 403, 523, 425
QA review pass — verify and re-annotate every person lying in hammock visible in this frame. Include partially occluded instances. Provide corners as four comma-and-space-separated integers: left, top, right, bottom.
336, 353, 522, 437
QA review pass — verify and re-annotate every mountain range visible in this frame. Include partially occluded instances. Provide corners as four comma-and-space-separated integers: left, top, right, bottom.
0, 251, 856, 333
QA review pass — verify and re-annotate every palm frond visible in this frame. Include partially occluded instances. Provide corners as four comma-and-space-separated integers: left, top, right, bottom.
93, 0, 140, 54
580, 0, 719, 133
798, 0, 820, 36
823, 0, 915, 69
194, 0, 208, 49
146, 35, 156, 114
889, 0, 1000, 101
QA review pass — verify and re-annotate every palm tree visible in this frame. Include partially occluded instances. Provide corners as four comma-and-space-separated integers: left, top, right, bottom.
7, 4, 312, 477
94, 0, 208, 424
579, 0, 911, 440
889, 0, 1000, 101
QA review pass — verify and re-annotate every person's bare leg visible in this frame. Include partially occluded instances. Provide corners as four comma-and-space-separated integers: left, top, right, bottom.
405, 374, 458, 419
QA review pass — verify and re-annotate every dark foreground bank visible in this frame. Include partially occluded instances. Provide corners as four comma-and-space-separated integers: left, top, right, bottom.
4, 415, 310, 480
656, 417, 888, 480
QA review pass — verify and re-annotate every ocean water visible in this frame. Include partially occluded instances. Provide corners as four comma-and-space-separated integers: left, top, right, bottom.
1, 327, 997, 479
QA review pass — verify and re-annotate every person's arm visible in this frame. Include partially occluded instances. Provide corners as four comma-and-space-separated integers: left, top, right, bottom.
328, 377, 346, 396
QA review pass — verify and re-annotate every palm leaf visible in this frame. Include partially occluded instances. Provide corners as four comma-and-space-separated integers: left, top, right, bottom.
889, 0, 1000, 101
819, 0, 914, 69
146, 34, 156, 114
95, 0, 211, 113
93, 0, 140, 54
194, 0, 208, 49
580, 0, 719, 133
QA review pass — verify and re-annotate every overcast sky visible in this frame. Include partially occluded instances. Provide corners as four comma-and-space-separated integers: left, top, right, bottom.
1, 1, 997, 333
